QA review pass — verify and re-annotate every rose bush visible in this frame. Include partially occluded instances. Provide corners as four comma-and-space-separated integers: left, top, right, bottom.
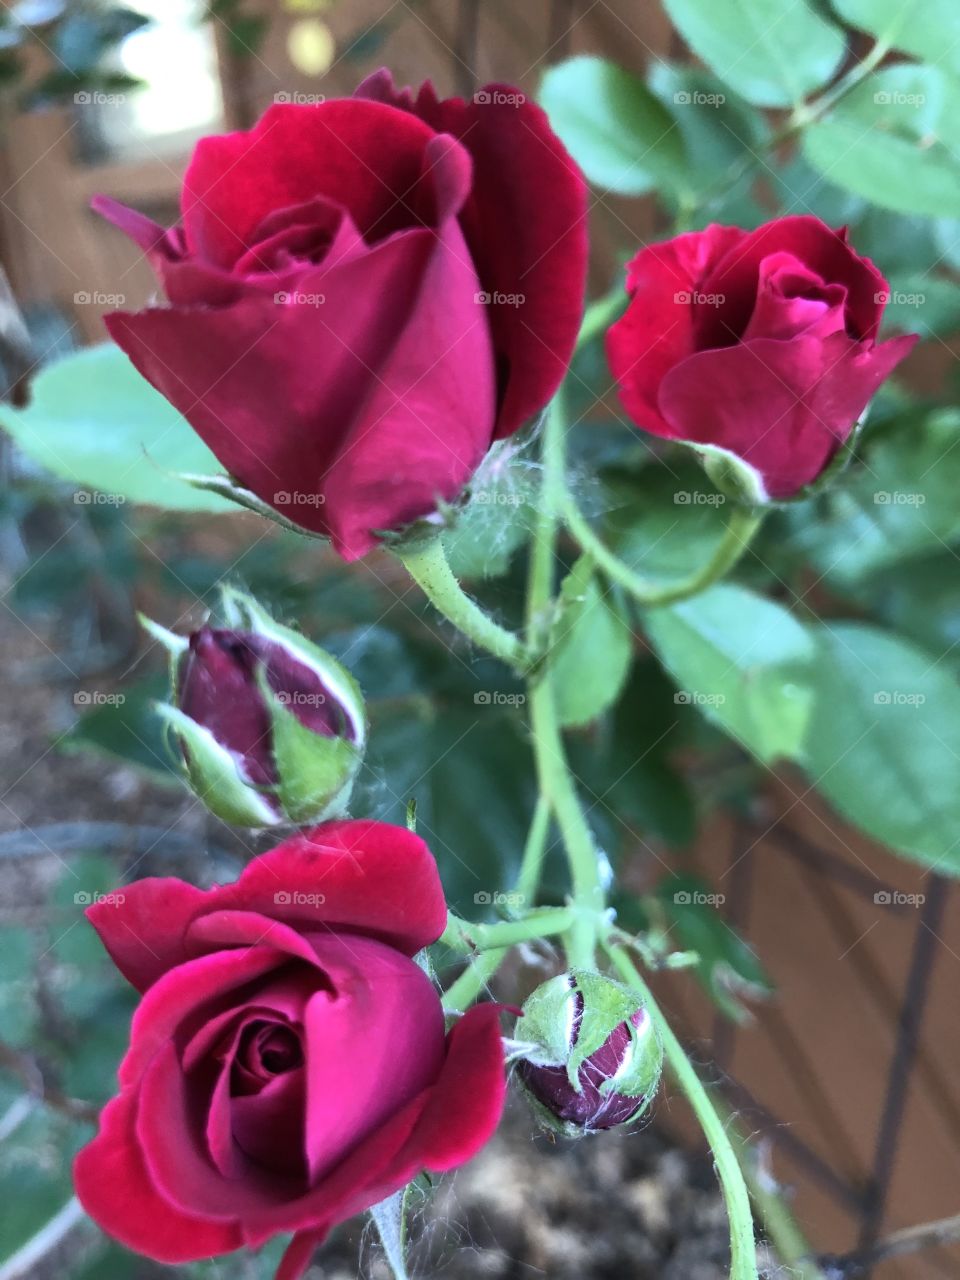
606, 215, 917, 499
93, 70, 587, 560
73, 820, 506, 1279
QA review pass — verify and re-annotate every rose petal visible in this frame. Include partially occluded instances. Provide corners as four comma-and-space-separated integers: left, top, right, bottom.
657, 331, 918, 496
742, 251, 848, 343
357, 69, 588, 439
74, 1088, 243, 1263
182, 99, 443, 268
201, 821, 448, 956
606, 224, 746, 437
119, 946, 289, 1086
698, 214, 888, 346
302, 935, 446, 1181
86, 877, 208, 992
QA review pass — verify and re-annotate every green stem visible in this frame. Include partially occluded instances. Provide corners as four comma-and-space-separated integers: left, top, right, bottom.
442, 907, 576, 953
395, 535, 530, 673
725, 1108, 827, 1280
442, 949, 506, 1015
527, 391, 605, 969
563, 495, 765, 608
699, 38, 892, 215
606, 941, 759, 1280
516, 795, 551, 905
574, 285, 627, 353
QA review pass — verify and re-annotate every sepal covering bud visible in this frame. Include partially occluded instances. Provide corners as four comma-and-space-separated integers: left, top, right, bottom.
514, 969, 662, 1135
143, 590, 366, 828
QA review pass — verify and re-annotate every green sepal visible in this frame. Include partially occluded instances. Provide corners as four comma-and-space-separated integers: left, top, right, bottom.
564, 970, 647, 1090
155, 704, 281, 828
693, 443, 769, 507
516, 972, 579, 1069
264, 686, 361, 825
180, 473, 328, 539
596, 1006, 663, 1110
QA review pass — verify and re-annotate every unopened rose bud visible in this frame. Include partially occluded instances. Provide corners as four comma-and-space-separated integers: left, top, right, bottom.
515, 970, 662, 1134
143, 591, 366, 828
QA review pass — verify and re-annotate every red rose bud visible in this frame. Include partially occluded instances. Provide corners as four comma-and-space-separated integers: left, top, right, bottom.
92, 70, 587, 561
606, 215, 918, 503
143, 591, 366, 828
515, 970, 662, 1135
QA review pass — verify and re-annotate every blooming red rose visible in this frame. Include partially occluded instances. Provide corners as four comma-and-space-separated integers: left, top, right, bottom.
93, 70, 587, 560
606, 216, 917, 499
73, 820, 505, 1280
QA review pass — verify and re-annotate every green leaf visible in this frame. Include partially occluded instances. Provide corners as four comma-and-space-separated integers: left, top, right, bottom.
644, 585, 816, 764
662, 0, 846, 107
802, 65, 960, 217
60, 678, 179, 779
804, 624, 960, 872
568, 659, 698, 849
603, 460, 732, 589
551, 556, 634, 729
832, 0, 960, 77
882, 272, 960, 338
654, 874, 774, 1022
856, 553, 960, 664
649, 63, 768, 202
539, 56, 687, 196
786, 410, 960, 585
0, 344, 234, 512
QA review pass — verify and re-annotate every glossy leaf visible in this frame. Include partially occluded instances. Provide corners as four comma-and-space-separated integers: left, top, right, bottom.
539, 56, 687, 196
663, 0, 846, 107
803, 65, 960, 217
0, 344, 234, 512
804, 624, 960, 872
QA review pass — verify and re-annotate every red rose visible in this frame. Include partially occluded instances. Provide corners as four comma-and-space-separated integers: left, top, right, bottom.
606, 216, 917, 499
94, 70, 587, 560
73, 821, 505, 1280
